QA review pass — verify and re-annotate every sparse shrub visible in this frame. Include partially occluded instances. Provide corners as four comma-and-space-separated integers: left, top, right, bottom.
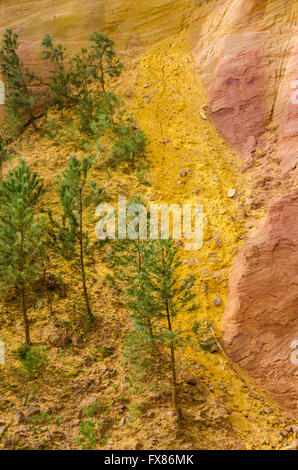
108, 125, 148, 169
16, 345, 49, 381
85, 402, 101, 417
192, 320, 216, 352
97, 345, 114, 358
76, 419, 102, 450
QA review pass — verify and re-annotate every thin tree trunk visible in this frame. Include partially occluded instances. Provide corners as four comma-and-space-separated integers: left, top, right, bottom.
39, 249, 54, 316
147, 318, 154, 341
21, 288, 31, 346
100, 62, 106, 97
20, 223, 30, 345
165, 299, 182, 421
136, 240, 154, 342
79, 188, 94, 323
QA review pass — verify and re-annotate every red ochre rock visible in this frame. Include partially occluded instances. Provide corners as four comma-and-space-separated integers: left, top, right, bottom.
222, 189, 298, 416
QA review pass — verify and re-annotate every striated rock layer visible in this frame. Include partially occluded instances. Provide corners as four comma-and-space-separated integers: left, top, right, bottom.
222, 189, 298, 416
0, 0, 195, 56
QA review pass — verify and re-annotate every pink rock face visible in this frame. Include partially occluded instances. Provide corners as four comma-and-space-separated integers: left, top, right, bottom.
209, 51, 265, 147
223, 189, 298, 416
192, 1, 298, 180
277, 52, 298, 175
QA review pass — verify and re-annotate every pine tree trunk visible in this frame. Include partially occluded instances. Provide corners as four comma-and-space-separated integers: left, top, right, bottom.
20, 223, 31, 345
147, 318, 154, 341
21, 288, 31, 346
165, 299, 182, 421
99, 48, 107, 98
39, 250, 54, 316
79, 188, 94, 323
137, 241, 154, 342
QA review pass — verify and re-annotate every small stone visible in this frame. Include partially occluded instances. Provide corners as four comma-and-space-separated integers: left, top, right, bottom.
119, 417, 125, 427
42, 324, 70, 348
185, 374, 197, 386
80, 396, 99, 414
227, 189, 237, 198
133, 441, 142, 450
27, 405, 40, 417
4, 437, 16, 449
246, 198, 254, 206
210, 344, 220, 353
264, 407, 273, 414
14, 410, 25, 423
213, 296, 222, 307
82, 355, 92, 367
70, 419, 80, 427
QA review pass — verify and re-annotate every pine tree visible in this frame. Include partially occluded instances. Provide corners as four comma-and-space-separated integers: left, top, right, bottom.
0, 29, 39, 135
89, 32, 123, 98
0, 159, 46, 345
141, 239, 197, 420
111, 237, 198, 419
56, 155, 106, 323
40, 33, 76, 108
39, 32, 122, 108
109, 237, 160, 376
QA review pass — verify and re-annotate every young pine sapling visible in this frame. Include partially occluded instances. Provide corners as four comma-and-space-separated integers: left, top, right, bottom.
57, 155, 106, 323
0, 159, 46, 345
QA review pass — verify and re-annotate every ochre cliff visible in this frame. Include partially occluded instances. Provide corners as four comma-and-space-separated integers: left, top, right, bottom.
223, 189, 298, 416
0, 0, 297, 423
